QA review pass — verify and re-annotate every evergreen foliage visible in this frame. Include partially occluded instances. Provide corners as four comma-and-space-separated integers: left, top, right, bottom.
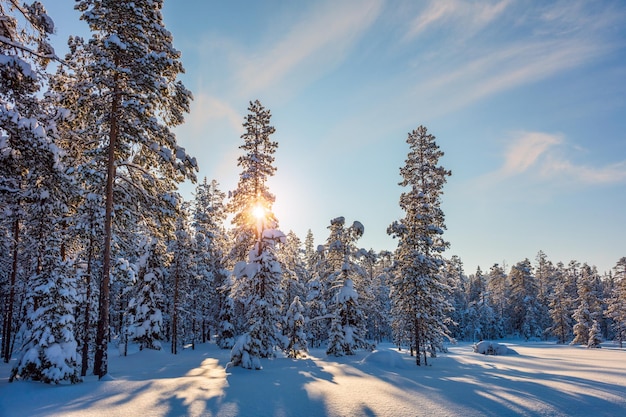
1, 1, 625, 382
126, 239, 166, 351
284, 296, 308, 358
387, 126, 452, 365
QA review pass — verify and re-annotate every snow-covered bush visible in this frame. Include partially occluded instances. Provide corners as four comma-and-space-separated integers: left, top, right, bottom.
473, 341, 510, 355
228, 333, 261, 370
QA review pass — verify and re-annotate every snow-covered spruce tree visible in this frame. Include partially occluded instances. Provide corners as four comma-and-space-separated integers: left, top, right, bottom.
216, 285, 236, 349
0, 0, 59, 364
227, 100, 277, 265
192, 178, 228, 342
606, 257, 626, 348
360, 250, 393, 343
9, 236, 81, 384
168, 208, 194, 354
486, 263, 509, 337
326, 277, 369, 356
547, 263, 573, 344
48, 35, 109, 376
305, 264, 328, 349
571, 263, 603, 346
587, 319, 602, 348
535, 251, 556, 338
284, 296, 308, 358
74, 0, 196, 378
278, 231, 308, 325
126, 238, 166, 351
227, 100, 285, 369
444, 256, 468, 341
325, 217, 370, 357
304, 229, 316, 271
387, 126, 452, 366
508, 259, 541, 340
229, 228, 286, 369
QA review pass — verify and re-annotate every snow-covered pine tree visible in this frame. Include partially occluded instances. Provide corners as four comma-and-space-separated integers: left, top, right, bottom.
9, 236, 81, 384
325, 217, 369, 356
606, 257, 626, 348
547, 262, 573, 344
229, 229, 286, 369
284, 296, 308, 358
387, 126, 452, 366
587, 319, 602, 348
168, 208, 195, 354
192, 178, 228, 341
303, 229, 316, 271
361, 250, 393, 343
509, 259, 541, 340
571, 263, 603, 346
535, 251, 556, 337
0, 0, 60, 364
278, 231, 308, 325
216, 286, 236, 349
48, 35, 110, 376
227, 100, 277, 265
126, 238, 166, 351
326, 278, 369, 356
444, 256, 468, 341
74, 0, 197, 378
305, 270, 328, 349
486, 263, 509, 337
227, 100, 286, 369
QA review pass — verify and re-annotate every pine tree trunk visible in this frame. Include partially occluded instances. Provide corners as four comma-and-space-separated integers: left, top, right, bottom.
94, 64, 120, 379
414, 318, 421, 366
171, 262, 179, 355
2, 217, 20, 363
81, 242, 94, 376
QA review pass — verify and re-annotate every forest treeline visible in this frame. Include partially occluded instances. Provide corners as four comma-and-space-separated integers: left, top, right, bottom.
2, 1, 625, 384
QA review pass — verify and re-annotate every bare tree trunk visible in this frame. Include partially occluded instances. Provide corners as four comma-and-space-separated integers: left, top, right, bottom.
94, 65, 120, 379
2, 217, 20, 363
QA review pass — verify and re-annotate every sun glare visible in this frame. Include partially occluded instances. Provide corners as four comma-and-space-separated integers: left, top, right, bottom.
252, 204, 266, 220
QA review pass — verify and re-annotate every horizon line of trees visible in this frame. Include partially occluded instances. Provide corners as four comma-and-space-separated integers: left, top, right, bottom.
2, 1, 626, 384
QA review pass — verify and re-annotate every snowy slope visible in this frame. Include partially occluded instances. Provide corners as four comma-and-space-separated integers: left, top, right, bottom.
1, 341, 625, 417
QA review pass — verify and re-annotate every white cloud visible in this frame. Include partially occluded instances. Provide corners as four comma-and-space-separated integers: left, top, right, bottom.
501, 132, 563, 176
541, 157, 626, 185
492, 131, 626, 186
417, 38, 605, 115
405, 0, 510, 40
404, 0, 623, 116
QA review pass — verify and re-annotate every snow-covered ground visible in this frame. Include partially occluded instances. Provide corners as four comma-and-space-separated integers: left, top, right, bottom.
1, 340, 625, 417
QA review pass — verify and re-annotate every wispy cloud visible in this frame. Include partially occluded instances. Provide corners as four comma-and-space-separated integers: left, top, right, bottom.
493, 131, 626, 186
501, 132, 563, 176
235, 0, 383, 97
541, 157, 626, 185
405, 0, 510, 40
404, 0, 624, 116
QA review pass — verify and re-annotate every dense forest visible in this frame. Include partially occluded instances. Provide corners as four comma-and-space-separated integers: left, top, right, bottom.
1, 1, 625, 384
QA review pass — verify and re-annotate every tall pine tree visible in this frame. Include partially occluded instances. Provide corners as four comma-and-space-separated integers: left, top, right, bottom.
388, 126, 452, 366
74, 0, 196, 378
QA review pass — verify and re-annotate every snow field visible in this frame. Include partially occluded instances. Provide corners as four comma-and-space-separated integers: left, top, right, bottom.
1, 341, 625, 417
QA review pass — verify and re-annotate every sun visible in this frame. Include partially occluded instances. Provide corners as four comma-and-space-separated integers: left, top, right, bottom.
252, 204, 266, 220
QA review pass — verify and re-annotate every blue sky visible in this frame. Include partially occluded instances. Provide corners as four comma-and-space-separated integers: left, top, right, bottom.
45, 0, 626, 274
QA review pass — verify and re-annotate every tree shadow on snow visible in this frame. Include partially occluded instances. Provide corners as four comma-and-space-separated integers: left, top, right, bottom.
358, 347, 626, 417
204, 356, 334, 417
